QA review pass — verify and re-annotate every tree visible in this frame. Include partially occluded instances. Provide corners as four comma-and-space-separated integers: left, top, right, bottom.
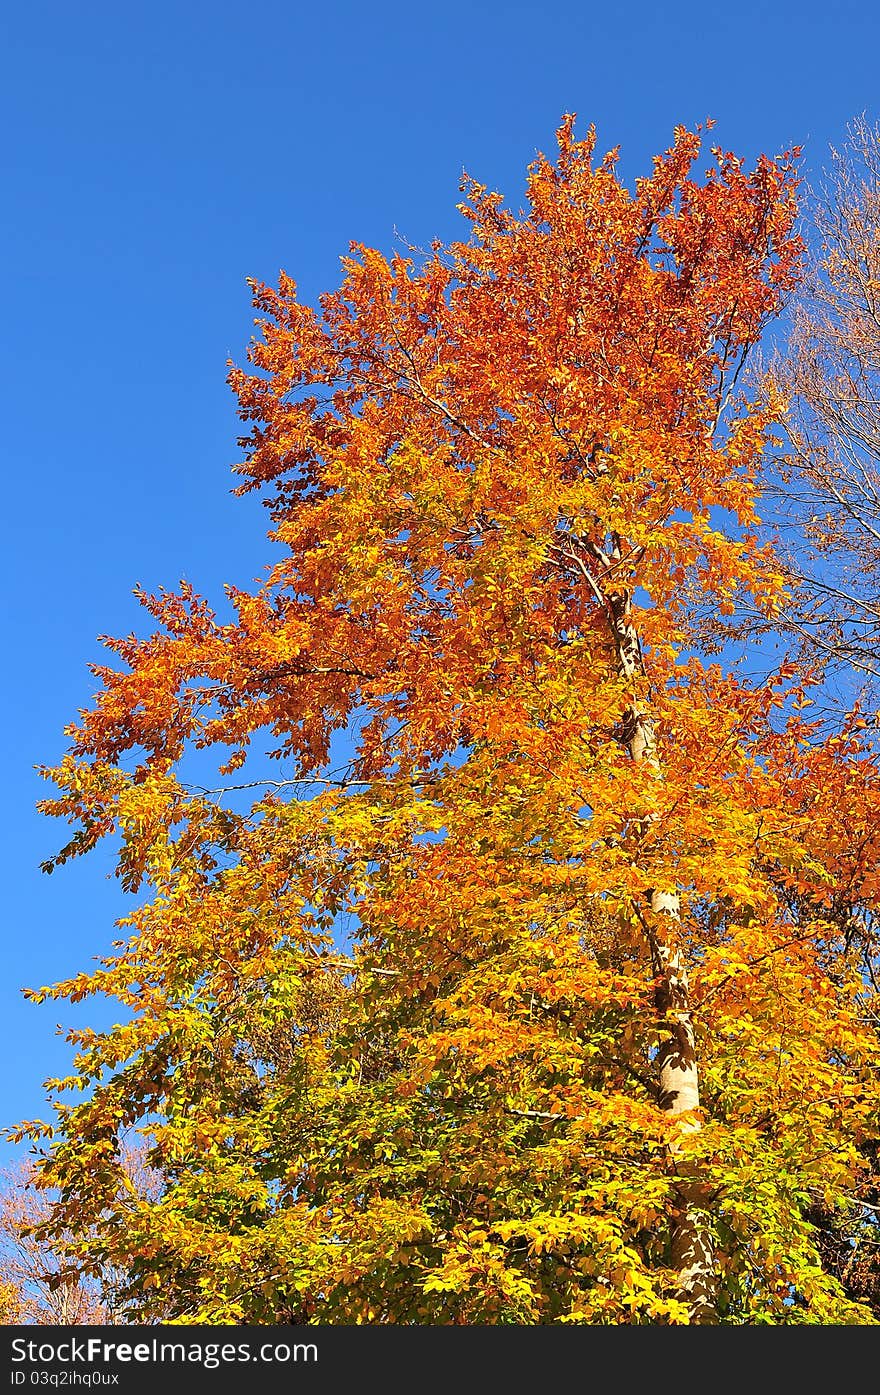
760, 113, 880, 1320
0, 1153, 158, 1324
0, 1163, 106, 1323
769, 115, 880, 705
18, 119, 880, 1324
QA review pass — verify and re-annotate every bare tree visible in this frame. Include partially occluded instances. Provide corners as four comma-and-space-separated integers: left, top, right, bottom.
769, 115, 880, 711
0, 1151, 161, 1324
0, 1163, 107, 1324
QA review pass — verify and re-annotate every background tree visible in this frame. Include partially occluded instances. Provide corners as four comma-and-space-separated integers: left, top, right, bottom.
769, 115, 880, 707
0, 1163, 107, 1323
16, 120, 880, 1325
759, 119, 880, 1316
0, 1153, 158, 1324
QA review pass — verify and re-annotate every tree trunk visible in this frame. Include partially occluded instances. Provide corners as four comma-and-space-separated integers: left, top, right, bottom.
648, 888, 716, 1322
604, 555, 717, 1323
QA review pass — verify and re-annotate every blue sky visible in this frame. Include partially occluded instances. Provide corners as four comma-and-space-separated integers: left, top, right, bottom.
2, 0, 878, 1158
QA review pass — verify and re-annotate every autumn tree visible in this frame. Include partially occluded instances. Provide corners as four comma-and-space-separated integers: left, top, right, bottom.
18, 120, 880, 1325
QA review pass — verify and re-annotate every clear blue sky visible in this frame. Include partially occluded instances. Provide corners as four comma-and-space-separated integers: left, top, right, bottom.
2, 0, 878, 1158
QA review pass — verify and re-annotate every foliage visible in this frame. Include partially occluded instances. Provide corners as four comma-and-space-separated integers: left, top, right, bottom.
16, 120, 880, 1324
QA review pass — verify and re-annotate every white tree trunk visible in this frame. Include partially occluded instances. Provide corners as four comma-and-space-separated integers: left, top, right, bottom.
605, 553, 716, 1322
